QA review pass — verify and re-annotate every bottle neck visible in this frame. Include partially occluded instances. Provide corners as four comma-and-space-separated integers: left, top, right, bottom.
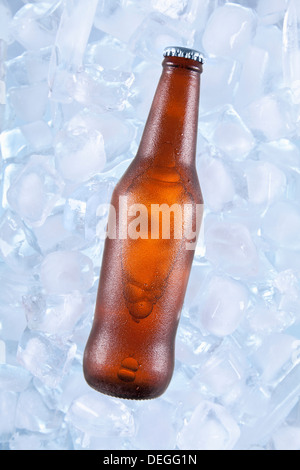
136, 56, 202, 168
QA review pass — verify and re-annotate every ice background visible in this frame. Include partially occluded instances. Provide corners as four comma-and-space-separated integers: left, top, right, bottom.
1, 0, 300, 451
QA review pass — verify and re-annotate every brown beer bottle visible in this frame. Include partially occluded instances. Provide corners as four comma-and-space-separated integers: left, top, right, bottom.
83, 46, 204, 400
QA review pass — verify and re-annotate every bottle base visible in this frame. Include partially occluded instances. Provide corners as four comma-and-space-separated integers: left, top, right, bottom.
83, 369, 169, 401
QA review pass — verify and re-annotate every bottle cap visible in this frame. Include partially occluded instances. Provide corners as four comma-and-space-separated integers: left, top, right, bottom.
163, 46, 205, 64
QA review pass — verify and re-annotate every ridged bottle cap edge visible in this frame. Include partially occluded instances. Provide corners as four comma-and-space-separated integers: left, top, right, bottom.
163, 46, 205, 64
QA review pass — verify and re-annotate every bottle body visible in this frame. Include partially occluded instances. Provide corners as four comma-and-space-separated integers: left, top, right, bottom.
83, 52, 203, 399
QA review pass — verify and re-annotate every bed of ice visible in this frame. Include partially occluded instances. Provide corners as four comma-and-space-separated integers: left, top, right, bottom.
1, 0, 300, 451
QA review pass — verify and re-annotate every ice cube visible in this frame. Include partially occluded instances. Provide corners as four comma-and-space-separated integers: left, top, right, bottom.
200, 57, 239, 111
129, 13, 194, 63
85, 35, 135, 73
257, 0, 290, 25
48, 0, 98, 100
7, 155, 64, 227
234, 45, 269, 110
0, 0, 13, 43
193, 275, 249, 337
58, 366, 92, 413
177, 400, 240, 450
245, 160, 286, 206
20, 121, 53, 151
198, 105, 255, 160
175, 318, 213, 367
197, 153, 235, 212
23, 290, 88, 336
251, 333, 300, 384
11, 2, 61, 51
246, 303, 293, 334
94, 0, 148, 43
8, 81, 49, 122
128, 60, 162, 121
68, 111, 135, 162
0, 127, 29, 160
52, 0, 98, 70
15, 386, 64, 433
72, 67, 134, 111
9, 433, 44, 451
64, 177, 116, 242
253, 25, 283, 82
282, 0, 300, 102
6, 47, 52, 87
151, 0, 190, 20
272, 425, 300, 450
0, 211, 42, 273
132, 399, 176, 450
33, 211, 83, 254
193, 342, 246, 398
17, 328, 77, 388
242, 92, 295, 141
202, 3, 256, 58
0, 391, 18, 439
204, 217, 260, 278
262, 201, 300, 250
0, 268, 29, 342
40, 250, 94, 295
275, 248, 300, 276
0, 121, 53, 160
235, 364, 300, 449
0, 364, 31, 392
66, 392, 135, 438
259, 139, 300, 174
54, 117, 106, 183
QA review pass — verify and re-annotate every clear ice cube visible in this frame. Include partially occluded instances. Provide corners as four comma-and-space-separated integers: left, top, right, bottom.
191, 275, 248, 337
204, 216, 260, 278
0, 391, 18, 439
241, 91, 295, 141
0, 0, 13, 43
193, 342, 247, 399
251, 333, 300, 385
244, 160, 286, 206
64, 176, 116, 242
197, 153, 235, 212
0, 364, 31, 393
131, 399, 176, 450
23, 290, 88, 337
202, 3, 256, 58
8, 81, 49, 122
15, 386, 64, 433
11, 2, 61, 51
7, 155, 63, 227
94, 0, 148, 43
234, 45, 269, 110
262, 201, 300, 250
177, 400, 240, 450
272, 424, 300, 450
17, 328, 77, 388
200, 57, 239, 111
5, 46, 52, 87
54, 116, 106, 183
40, 250, 94, 295
85, 35, 135, 73
129, 13, 194, 63
0, 210, 42, 273
48, 0, 98, 103
199, 105, 255, 160
66, 392, 135, 438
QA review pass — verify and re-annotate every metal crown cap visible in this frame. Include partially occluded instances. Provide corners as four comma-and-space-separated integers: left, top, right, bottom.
163, 46, 205, 64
